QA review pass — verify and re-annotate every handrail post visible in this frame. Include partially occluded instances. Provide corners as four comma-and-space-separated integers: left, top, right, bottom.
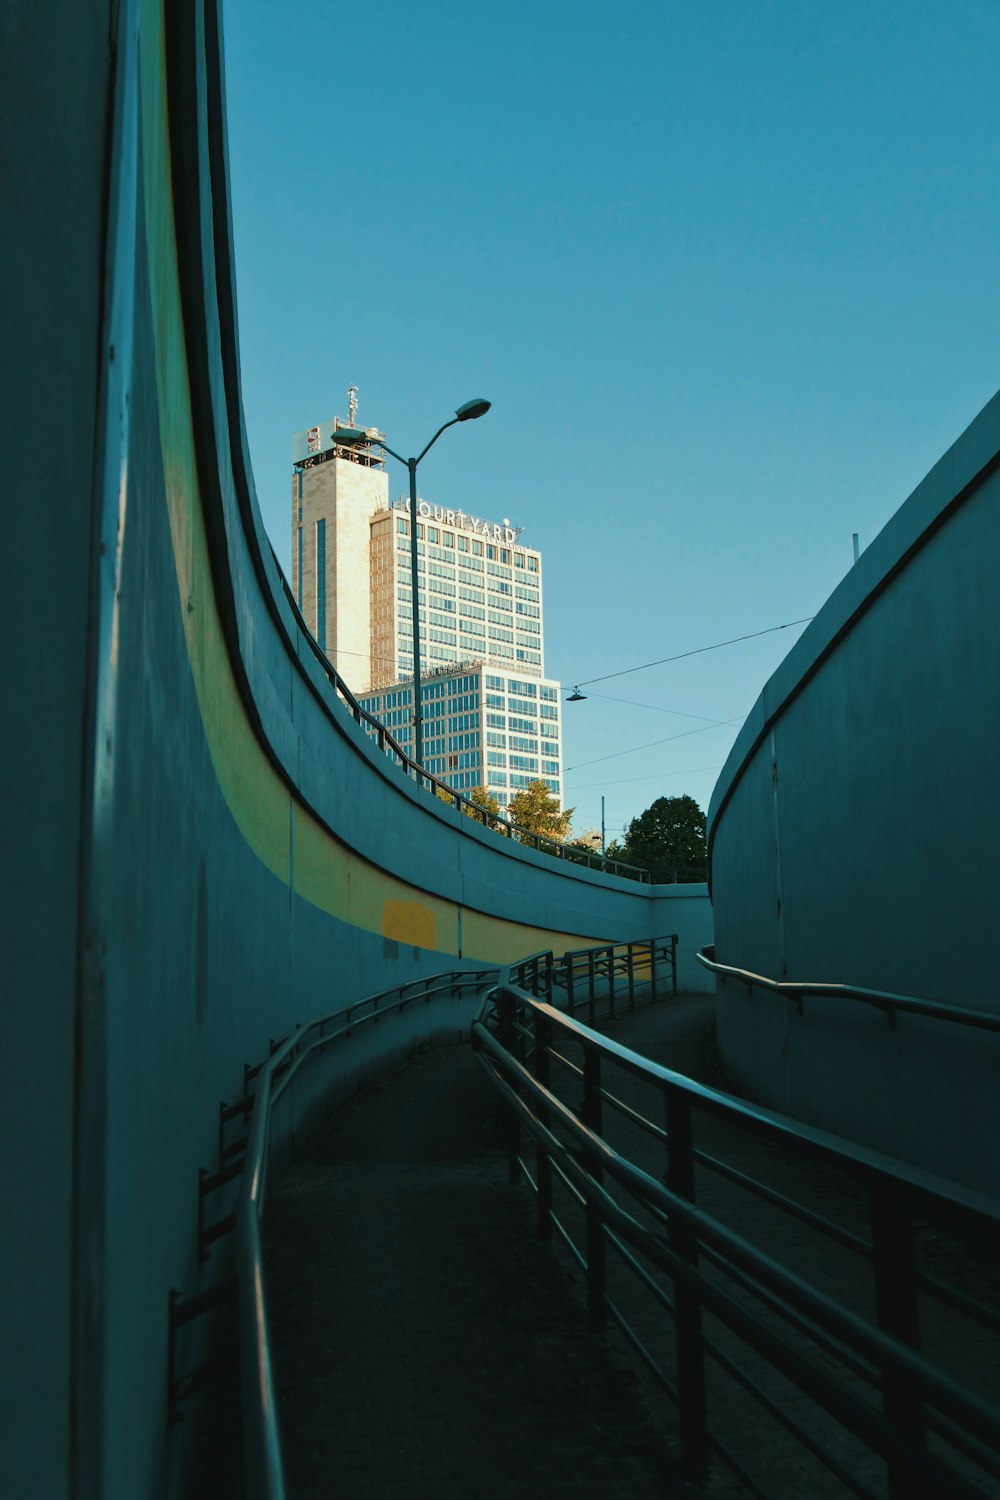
871, 1183, 929, 1499
607, 944, 615, 1018
671, 934, 678, 997
582, 1047, 606, 1329
565, 952, 575, 1017
666, 1085, 708, 1485
649, 937, 657, 1000
627, 942, 635, 1009
498, 987, 521, 1183
588, 949, 596, 1022
535, 1011, 553, 1240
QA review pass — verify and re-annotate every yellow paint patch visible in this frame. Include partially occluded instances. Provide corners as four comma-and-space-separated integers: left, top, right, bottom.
292, 803, 351, 913
461, 909, 606, 966
382, 900, 437, 949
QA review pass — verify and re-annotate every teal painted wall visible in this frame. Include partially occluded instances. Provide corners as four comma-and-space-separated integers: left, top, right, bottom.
708, 389, 1000, 1195
0, 6, 113, 1498
2, 5, 711, 1498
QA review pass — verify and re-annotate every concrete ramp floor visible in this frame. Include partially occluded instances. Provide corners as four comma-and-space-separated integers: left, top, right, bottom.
263, 1040, 699, 1499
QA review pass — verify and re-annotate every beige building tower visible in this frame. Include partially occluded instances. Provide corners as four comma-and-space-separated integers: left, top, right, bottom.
290, 393, 388, 694
290, 392, 562, 809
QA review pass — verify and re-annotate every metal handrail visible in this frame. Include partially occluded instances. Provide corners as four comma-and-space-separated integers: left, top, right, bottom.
508, 937, 680, 1026
274, 568, 653, 883
474, 972, 1000, 1496
236, 967, 498, 1500
696, 946, 1000, 1032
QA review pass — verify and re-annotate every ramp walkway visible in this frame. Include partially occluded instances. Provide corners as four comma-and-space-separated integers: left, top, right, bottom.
258, 981, 1000, 1500
261, 1000, 723, 1499
252, 995, 832, 1500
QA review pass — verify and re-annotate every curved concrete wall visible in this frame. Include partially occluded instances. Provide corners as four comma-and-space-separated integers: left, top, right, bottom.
3, 5, 710, 1499
707, 383, 1000, 1196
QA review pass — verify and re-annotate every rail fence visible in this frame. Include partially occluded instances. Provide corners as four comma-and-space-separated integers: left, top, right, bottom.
473, 950, 1000, 1498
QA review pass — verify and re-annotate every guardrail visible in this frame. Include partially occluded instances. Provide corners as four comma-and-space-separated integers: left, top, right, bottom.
509, 936, 679, 1021
696, 946, 1000, 1033
236, 967, 498, 1500
273, 564, 653, 883
473, 957, 1000, 1497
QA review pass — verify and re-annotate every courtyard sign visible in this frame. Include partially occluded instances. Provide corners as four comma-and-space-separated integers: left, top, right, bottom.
397, 498, 524, 549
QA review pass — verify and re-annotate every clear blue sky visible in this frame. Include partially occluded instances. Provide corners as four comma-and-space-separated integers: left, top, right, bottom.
223, 0, 1000, 843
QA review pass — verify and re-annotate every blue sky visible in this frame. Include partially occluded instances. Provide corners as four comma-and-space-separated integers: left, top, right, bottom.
223, 0, 1000, 843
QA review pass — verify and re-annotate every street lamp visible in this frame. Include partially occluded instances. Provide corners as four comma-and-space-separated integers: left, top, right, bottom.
333, 399, 491, 769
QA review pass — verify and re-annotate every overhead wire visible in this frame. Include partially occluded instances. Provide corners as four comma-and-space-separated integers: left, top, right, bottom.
565, 718, 743, 773
579, 690, 735, 724
565, 764, 724, 790
570, 616, 814, 689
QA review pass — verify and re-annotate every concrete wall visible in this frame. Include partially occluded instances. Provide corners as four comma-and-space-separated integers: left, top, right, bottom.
3, 5, 711, 1499
1, 7, 114, 1500
707, 385, 1000, 1196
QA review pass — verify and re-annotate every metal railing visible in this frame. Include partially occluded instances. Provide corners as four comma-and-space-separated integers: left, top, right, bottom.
697, 946, 1000, 1033
273, 563, 653, 883
236, 967, 498, 1500
473, 953, 1000, 1498
508, 935, 679, 1021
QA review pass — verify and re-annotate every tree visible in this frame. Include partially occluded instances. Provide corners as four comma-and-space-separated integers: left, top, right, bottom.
506, 780, 574, 846
607, 794, 707, 881
435, 782, 507, 833
463, 784, 503, 830
567, 827, 602, 854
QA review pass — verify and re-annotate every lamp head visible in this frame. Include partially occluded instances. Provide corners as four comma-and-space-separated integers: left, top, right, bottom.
455, 398, 491, 422
567, 688, 587, 702
331, 426, 367, 443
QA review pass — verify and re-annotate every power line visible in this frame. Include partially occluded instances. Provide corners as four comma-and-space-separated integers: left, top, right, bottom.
565, 718, 742, 773
581, 690, 735, 725
572, 616, 814, 689
565, 764, 724, 790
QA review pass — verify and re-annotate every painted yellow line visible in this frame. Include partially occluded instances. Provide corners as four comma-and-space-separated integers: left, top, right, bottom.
137, 4, 614, 961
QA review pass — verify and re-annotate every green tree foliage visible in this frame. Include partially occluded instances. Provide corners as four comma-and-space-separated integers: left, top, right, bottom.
606, 794, 707, 881
463, 784, 503, 829
435, 782, 506, 833
506, 779, 574, 846
567, 827, 602, 853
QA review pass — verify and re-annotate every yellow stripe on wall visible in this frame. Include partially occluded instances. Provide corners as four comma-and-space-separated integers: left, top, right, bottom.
137, 2, 613, 963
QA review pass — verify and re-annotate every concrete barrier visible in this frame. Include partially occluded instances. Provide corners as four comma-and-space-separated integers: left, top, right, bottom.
2, 4, 712, 1497
708, 386, 1000, 1196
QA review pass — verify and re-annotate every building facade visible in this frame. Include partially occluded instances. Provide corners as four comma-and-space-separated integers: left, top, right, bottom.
290, 415, 388, 695
292, 407, 563, 809
359, 663, 564, 811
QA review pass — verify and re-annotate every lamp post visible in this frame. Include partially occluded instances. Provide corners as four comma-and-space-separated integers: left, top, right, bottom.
333, 398, 490, 769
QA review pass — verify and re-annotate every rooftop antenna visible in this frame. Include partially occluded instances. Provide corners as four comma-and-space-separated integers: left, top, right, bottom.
348, 385, 359, 427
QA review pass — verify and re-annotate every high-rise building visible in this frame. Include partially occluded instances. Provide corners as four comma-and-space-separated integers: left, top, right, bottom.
359, 664, 564, 811
291, 400, 563, 809
290, 409, 387, 695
